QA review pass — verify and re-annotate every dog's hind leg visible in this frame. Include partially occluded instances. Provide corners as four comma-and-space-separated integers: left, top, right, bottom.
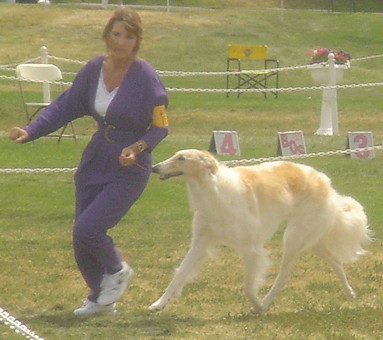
312, 245, 356, 299
149, 231, 212, 312
242, 246, 270, 314
261, 226, 308, 313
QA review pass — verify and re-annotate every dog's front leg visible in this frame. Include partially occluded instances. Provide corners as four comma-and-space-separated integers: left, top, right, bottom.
242, 246, 270, 314
149, 235, 211, 312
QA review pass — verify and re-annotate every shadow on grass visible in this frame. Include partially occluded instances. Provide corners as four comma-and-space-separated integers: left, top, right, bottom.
23, 303, 383, 339
29, 308, 208, 338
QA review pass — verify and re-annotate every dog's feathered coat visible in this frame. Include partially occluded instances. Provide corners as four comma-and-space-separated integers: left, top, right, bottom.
150, 149, 371, 313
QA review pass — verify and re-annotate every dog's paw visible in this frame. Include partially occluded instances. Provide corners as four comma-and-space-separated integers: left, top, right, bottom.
250, 300, 265, 315
347, 287, 356, 299
250, 305, 264, 315
149, 301, 164, 313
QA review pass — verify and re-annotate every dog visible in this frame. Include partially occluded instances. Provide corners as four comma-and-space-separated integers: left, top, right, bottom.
149, 149, 372, 314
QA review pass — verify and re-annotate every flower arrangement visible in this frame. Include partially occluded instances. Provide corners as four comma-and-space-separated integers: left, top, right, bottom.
308, 48, 351, 66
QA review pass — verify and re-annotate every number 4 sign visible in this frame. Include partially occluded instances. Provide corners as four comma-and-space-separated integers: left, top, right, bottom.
208, 130, 240, 156
277, 131, 307, 156
347, 131, 375, 159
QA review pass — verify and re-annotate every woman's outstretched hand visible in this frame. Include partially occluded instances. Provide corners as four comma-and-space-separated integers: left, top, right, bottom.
10, 127, 29, 144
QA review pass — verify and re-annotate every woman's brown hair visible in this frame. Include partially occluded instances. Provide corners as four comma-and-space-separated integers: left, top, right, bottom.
103, 7, 143, 53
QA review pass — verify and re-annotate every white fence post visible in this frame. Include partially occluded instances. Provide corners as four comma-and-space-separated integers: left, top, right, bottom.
40, 46, 48, 64
328, 53, 339, 135
40, 46, 51, 103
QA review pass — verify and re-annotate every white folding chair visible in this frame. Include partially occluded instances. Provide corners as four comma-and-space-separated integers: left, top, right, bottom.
16, 63, 77, 143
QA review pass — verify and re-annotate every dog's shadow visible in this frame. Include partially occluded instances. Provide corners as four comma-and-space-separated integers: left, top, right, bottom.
127, 306, 381, 337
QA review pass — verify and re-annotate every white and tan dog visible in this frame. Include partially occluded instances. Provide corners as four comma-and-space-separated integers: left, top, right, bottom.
150, 149, 371, 314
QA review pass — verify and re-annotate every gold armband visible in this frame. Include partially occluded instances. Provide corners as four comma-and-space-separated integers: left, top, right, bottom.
152, 105, 169, 127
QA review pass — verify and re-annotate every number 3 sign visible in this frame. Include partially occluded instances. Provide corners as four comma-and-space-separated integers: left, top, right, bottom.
277, 131, 307, 156
347, 131, 375, 159
209, 130, 240, 156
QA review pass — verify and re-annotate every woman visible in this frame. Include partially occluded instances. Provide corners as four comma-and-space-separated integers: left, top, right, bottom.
10, 7, 169, 316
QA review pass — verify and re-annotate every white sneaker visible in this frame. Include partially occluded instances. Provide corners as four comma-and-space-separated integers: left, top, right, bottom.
97, 262, 133, 306
73, 299, 116, 316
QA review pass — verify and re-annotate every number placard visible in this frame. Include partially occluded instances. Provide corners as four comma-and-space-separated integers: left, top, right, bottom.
347, 131, 375, 159
208, 130, 240, 156
277, 131, 307, 156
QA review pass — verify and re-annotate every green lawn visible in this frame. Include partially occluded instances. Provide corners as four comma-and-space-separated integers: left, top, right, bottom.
0, 2, 382, 339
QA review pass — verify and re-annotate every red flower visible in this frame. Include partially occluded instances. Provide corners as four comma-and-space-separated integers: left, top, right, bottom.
308, 48, 351, 65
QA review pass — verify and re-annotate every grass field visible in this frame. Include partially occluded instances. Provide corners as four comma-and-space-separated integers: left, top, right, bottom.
1, 2, 383, 339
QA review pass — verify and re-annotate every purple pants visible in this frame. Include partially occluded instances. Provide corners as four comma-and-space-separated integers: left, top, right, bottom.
73, 177, 147, 302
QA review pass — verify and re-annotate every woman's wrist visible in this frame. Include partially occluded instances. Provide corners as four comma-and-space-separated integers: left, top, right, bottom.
135, 140, 147, 154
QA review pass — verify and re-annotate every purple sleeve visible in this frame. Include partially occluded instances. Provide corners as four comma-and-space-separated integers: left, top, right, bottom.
25, 59, 98, 141
144, 125, 169, 151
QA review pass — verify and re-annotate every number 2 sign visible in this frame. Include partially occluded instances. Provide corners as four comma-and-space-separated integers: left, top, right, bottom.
209, 130, 240, 156
347, 132, 375, 159
277, 131, 307, 156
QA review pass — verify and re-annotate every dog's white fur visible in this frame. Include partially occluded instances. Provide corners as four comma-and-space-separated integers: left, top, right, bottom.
150, 149, 372, 314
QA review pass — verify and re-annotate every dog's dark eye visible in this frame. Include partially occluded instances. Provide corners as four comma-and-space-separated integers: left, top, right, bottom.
177, 155, 186, 161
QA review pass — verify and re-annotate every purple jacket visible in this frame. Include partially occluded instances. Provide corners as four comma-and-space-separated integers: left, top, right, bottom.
25, 56, 169, 185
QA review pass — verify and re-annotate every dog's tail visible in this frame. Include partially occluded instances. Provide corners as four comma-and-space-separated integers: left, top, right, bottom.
319, 195, 373, 264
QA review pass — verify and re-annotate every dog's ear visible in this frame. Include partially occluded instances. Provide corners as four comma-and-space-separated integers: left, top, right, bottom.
200, 151, 219, 175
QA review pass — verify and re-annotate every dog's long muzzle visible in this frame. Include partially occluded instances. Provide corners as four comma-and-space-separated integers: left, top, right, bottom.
152, 163, 161, 173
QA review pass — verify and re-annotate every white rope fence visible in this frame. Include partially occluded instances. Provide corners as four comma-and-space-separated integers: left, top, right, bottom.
0, 145, 381, 174
0, 307, 44, 340
2, 53, 382, 74
1, 52, 383, 94
0, 167, 77, 174
1, 72, 382, 94
222, 145, 383, 166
